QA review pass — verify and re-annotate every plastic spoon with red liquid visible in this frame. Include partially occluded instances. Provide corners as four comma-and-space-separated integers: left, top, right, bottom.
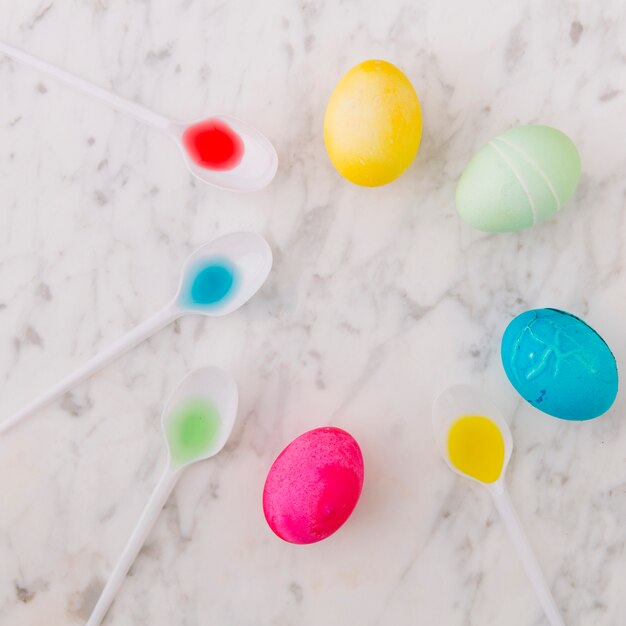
0, 42, 277, 192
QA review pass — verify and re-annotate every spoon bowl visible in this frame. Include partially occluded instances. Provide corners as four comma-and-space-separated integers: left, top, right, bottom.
432, 384, 513, 484
171, 115, 278, 192
175, 231, 273, 316
162, 366, 238, 467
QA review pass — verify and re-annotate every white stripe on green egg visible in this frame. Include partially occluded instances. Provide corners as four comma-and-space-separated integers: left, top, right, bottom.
493, 135, 562, 212
488, 139, 539, 226
456, 125, 581, 232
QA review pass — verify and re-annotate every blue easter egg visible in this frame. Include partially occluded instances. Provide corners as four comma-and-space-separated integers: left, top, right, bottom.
501, 308, 618, 421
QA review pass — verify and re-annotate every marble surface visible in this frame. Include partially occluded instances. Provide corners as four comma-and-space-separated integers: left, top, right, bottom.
0, 1, 625, 624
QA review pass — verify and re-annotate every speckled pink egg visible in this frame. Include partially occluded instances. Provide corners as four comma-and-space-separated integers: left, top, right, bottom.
262, 427, 364, 544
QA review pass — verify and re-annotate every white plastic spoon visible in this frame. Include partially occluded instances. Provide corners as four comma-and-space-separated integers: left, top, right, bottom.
0, 41, 278, 192
433, 385, 565, 626
86, 366, 238, 626
0, 231, 271, 434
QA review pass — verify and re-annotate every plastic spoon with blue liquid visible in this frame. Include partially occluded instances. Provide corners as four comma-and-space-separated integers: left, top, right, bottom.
86, 366, 238, 626
0, 231, 271, 434
0, 41, 278, 192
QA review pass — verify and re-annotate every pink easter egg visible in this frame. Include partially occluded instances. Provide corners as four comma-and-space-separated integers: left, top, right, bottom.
262, 427, 364, 544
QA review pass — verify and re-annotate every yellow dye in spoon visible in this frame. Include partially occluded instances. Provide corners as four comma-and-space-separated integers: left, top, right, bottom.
447, 415, 505, 483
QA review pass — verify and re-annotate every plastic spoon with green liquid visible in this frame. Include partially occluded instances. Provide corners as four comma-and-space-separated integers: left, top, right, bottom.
86, 367, 238, 626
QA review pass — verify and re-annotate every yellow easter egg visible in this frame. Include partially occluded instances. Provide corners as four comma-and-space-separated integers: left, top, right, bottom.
324, 60, 422, 187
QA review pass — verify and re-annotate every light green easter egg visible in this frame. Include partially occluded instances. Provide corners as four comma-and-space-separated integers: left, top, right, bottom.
456, 125, 581, 232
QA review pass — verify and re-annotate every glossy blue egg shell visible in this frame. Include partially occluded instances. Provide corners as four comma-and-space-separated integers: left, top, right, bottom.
501, 308, 618, 421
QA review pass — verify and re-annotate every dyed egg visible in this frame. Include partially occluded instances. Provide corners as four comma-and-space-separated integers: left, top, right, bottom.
263, 427, 364, 544
456, 125, 581, 232
501, 308, 618, 421
324, 60, 422, 186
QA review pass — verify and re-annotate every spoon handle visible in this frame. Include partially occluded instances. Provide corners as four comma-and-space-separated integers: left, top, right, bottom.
0, 41, 171, 131
0, 305, 178, 435
86, 466, 182, 626
490, 484, 565, 626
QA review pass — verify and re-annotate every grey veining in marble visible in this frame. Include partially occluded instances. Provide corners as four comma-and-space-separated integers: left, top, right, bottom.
0, 1, 625, 625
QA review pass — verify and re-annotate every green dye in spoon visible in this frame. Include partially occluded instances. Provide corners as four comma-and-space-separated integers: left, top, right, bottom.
166, 398, 221, 467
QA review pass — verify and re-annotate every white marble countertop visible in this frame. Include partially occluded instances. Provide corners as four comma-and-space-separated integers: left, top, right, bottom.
1, 1, 625, 625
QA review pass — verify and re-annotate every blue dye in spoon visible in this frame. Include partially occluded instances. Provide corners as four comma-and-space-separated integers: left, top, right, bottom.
180, 258, 237, 309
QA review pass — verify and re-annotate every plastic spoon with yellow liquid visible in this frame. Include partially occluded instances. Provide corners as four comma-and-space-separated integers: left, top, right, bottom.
433, 385, 565, 626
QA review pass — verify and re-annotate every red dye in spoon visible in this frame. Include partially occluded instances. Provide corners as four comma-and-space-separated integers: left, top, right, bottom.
182, 119, 244, 170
